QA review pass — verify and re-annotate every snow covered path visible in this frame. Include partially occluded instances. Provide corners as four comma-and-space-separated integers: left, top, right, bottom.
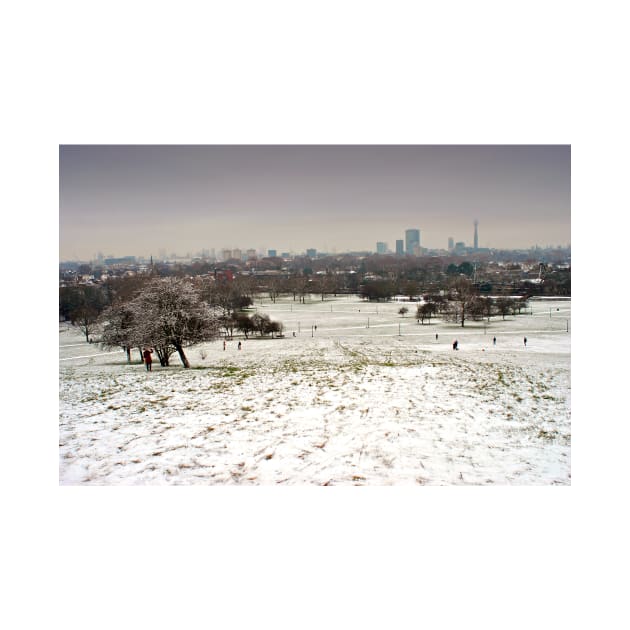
59, 297, 570, 485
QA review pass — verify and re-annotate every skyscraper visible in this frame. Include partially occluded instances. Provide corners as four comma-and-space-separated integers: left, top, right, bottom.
474, 220, 479, 250
448, 237, 454, 251
405, 229, 420, 256
395, 239, 404, 255
376, 241, 387, 254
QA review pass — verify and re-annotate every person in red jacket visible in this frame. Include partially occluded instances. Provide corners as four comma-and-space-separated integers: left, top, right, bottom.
142, 348, 153, 371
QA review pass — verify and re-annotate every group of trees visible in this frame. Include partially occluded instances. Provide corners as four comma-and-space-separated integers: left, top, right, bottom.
61, 275, 284, 368
396, 279, 529, 327
439, 278, 529, 327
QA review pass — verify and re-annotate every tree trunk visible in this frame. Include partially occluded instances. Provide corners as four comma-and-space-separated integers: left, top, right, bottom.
175, 343, 190, 368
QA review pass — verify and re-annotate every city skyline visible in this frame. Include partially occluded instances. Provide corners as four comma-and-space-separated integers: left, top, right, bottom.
59, 145, 570, 260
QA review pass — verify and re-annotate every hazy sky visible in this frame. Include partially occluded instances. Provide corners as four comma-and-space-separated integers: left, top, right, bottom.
59, 145, 570, 260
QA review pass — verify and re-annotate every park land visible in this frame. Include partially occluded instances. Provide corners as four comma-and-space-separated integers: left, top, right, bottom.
59, 295, 570, 485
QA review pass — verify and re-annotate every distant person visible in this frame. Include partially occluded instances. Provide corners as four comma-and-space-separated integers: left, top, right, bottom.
493, 336, 496, 346
452, 340, 458, 350
238, 341, 242, 350
223, 340, 226, 350
435, 333, 438, 340
142, 348, 153, 371
292, 331, 296, 337
524, 337, 527, 347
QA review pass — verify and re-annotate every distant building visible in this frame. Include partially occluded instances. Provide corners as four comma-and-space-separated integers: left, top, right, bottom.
221, 249, 232, 261
454, 241, 466, 254
281, 252, 290, 259
306, 248, 317, 258
395, 239, 404, 255
104, 256, 136, 266
448, 237, 454, 251
232, 248, 242, 261
246, 249, 257, 259
474, 220, 479, 250
268, 249, 277, 258
376, 241, 387, 254
405, 229, 420, 255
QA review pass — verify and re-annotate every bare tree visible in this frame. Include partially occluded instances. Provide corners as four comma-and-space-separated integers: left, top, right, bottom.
447, 277, 480, 327
495, 297, 515, 320
416, 302, 438, 325
266, 277, 282, 304
73, 303, 101, 343
61, 285, 108, 342
481, 296, 495, 322
251, 312, 271, 337
235, 313, 255, 339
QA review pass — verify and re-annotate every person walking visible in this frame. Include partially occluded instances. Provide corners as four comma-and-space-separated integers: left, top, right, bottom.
142, 347, 153, 371
452, 339, 458, 350
493, 336, 496, 346
238, 341, 242, 350
435, 333, 439, 340
523, 336, 527, 347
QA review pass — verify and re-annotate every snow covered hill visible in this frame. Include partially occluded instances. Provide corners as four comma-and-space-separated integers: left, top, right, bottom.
59, 295, 571, 484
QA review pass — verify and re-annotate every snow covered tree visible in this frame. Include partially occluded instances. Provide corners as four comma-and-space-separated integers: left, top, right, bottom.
130, 277, 220, 368
100, 302, 140, 363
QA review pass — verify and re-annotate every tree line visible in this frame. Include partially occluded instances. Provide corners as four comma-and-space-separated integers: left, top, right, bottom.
60, 273, 534, 366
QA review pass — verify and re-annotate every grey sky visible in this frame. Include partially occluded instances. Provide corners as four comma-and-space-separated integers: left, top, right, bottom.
59, 145, 570, 260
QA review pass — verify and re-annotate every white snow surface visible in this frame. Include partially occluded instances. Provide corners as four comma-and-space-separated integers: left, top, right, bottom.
59, 295, 571, 485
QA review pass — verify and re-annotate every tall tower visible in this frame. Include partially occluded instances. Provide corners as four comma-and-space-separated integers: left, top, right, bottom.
474, 220, 479, 250
405, 229, 420, 256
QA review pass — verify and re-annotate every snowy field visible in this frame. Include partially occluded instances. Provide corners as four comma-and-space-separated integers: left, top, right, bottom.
59, 295, 571, 485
